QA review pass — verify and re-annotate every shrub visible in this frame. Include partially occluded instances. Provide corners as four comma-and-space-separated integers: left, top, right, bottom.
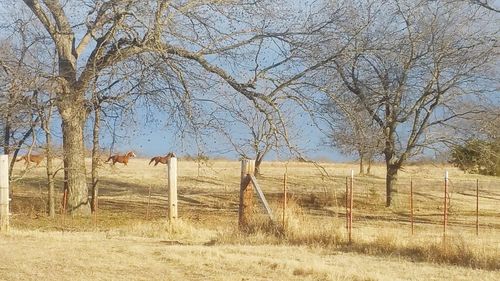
449, 139, 499, 176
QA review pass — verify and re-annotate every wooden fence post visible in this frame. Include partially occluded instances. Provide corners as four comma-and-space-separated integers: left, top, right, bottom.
239, 159, 255, 230
168, 157, 178, 221
0, 155, 10, 232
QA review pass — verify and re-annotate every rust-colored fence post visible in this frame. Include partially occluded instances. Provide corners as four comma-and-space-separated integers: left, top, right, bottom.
443, 171, 448, 242
345, 176, 349, 231
0, 155, 10, 232
476, 179, 479, 236
349, 170, 353, 244
239, 159, 255, 230
283, 172, 287, 230
410, 177, 414, 235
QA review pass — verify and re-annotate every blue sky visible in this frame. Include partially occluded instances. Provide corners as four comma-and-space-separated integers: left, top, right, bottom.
7, 0, 498, 163
0, 0, 347, 163
85, 107, 348, 161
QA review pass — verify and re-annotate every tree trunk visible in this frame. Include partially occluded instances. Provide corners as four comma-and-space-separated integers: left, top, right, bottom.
385, 164, 398, 207
43, 122, 55, 218
367, 157, 372, 175
384, 121, 397, 207
254, 152, 263, 177
3, 91, 14, 155
3, 115, 10, 155
358, 150, 365, 175
59, 100, 90, 215
91, 106, 100, 213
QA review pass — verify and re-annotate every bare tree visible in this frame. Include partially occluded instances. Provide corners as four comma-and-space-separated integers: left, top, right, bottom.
468, 0, 500, 12
35, 89, 59, 217
2, 46, 64, 218
214, 96, 285, 176
89, 76, 129, 213
0, 40, 42, 178
453, 104, 500, 141
318, 98, 383, 175
9, 0, 308, 215
1, 32, 60, 216
306, 0, 498, 206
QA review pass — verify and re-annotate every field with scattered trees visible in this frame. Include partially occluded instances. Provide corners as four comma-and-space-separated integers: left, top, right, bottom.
0, 0, 499, 280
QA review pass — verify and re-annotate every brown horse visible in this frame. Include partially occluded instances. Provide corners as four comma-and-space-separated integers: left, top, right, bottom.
149, 152, 176, 166
16, 154, 44, 166
106, 151, 136, 165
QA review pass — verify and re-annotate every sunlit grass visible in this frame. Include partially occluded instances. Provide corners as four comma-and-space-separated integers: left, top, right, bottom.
7, 158, 500, 273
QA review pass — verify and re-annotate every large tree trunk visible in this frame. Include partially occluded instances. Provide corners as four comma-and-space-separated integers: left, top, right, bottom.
385, 163, 399, 207
384, 122, 398, 207
59, 99, 90, 215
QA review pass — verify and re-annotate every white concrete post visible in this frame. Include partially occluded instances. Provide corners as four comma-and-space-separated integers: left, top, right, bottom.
0, 155, 10, 232
168, 157, 178, 221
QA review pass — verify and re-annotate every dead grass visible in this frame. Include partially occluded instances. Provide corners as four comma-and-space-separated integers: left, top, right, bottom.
1, 229, 499, 281
4, 158, 500, 279
349, 233, 500, 271
199, 193, 499, 271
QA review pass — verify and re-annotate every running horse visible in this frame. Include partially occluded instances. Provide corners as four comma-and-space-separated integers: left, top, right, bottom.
106, 151, 136, 165
149, 152, 176, 166
16, 154, 44, 166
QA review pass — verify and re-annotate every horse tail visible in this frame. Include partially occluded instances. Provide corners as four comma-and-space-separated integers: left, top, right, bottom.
149, 157, 156, 165
105, 156, 113, 163
15, 156, 25, 162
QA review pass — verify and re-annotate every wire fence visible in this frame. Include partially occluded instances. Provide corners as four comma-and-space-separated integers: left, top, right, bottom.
277, 170, 499, 241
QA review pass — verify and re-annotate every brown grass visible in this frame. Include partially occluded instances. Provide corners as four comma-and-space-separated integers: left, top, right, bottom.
3, 158, 500, 280
210, 197, 500, 271
350, 234, 500, 270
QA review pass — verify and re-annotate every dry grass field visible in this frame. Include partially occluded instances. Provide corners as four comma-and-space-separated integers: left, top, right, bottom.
1, 158, 499, 280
